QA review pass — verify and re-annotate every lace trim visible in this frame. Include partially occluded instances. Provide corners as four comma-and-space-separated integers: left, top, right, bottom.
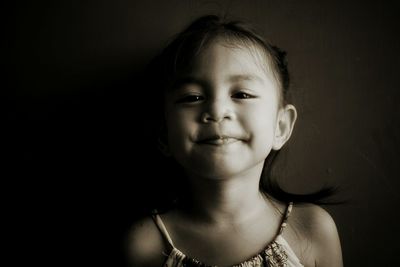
174, 240, 288, 267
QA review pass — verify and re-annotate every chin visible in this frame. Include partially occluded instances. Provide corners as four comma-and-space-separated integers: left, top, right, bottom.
186, 160, 249, 180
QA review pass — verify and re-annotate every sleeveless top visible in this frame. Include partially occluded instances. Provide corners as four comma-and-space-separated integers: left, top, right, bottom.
152, 202, 304, 267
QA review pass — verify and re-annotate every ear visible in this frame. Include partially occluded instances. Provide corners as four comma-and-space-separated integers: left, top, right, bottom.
157, 137, 172, 157
272, 104, 297, 150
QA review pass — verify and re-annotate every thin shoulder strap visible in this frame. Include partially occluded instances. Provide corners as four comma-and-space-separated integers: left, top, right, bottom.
278, 202, 293, 235
151, 211, 175, 249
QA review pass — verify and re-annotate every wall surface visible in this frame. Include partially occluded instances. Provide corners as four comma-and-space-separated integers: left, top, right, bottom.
11, 1, 400, 266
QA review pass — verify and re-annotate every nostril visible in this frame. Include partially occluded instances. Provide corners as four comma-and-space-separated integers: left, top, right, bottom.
201, 112, 213, 123
200, 110, 235, 123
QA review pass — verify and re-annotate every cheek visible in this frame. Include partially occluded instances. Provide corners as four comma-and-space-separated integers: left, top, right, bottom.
244, 105, 277, 144
165, 109, 197, 148
257, 107, 277, 130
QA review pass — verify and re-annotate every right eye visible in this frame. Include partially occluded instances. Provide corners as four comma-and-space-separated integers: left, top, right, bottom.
176, 95, 205, 104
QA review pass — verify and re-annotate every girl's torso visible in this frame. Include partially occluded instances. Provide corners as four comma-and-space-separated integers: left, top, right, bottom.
152, 202, 304, 267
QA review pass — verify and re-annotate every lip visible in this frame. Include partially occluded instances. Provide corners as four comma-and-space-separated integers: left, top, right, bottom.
196, 135, 241, 146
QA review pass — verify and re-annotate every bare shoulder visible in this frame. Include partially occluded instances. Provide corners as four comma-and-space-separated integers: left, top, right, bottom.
125, 216, 166, 267
288, 203, 343, 267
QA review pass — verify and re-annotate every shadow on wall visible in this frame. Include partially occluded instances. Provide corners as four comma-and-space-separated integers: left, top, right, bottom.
10, 62, 166, 266
12, 60, 163, 193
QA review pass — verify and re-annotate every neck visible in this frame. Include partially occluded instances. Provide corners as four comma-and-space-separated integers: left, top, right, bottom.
181, 162, 271, 226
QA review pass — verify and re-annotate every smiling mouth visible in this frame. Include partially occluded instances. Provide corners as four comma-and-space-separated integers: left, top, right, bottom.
197, 136, 241, 146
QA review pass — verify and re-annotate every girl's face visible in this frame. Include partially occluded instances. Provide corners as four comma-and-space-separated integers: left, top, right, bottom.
164, 40, 282, 179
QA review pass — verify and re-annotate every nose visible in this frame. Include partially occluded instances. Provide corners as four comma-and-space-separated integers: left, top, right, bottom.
200, 97, 236, 123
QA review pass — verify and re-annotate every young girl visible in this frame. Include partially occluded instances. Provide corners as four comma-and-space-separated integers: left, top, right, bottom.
126, 15, 343, 267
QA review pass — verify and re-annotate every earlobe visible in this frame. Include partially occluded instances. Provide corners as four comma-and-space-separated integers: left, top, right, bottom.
157, 137, 172, 157
272, 104, 297, 150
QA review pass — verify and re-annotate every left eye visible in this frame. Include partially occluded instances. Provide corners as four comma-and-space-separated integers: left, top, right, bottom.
176, 95, 205, 103
232, 92, 256, 99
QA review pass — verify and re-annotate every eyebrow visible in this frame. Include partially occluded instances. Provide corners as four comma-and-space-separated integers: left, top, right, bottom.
227, 74, 263, 84
171, 74, 263, 91
171, 76, 207, 90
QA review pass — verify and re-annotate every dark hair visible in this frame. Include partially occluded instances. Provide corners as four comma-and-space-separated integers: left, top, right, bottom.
144, 15, 338, 211
149, 15, 289, 105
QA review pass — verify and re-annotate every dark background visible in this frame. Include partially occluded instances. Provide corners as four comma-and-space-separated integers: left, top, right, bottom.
9, 0, 400, 266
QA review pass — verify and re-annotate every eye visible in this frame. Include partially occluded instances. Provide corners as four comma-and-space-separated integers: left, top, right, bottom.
231, 91, 257, 99
176, 94, 205, 104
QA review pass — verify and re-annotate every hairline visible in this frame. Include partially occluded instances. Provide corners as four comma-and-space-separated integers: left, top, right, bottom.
172, 35, 285, 106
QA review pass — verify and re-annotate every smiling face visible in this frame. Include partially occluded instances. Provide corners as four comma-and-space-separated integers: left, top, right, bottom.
164, 40, 284, 179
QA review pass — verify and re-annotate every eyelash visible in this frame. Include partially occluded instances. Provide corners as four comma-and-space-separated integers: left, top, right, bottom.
175, 91, 257, 104
231, 92, 256, 99
176, 95, 205, 103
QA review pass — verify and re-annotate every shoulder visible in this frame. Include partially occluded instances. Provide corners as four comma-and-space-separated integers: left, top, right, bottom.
287, 203, 343, 267
125, 216, 166, 267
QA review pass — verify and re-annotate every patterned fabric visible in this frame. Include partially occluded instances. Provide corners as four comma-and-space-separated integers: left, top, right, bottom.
153, 202, 303, 267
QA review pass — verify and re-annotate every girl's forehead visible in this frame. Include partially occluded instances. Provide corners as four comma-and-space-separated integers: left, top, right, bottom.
184, 39, 277, 85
